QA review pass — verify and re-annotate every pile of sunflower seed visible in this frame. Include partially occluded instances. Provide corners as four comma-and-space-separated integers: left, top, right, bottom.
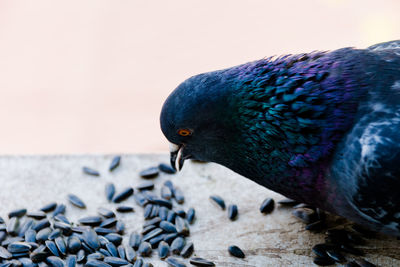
0, 157, 219, 267
0, 155, 380, 267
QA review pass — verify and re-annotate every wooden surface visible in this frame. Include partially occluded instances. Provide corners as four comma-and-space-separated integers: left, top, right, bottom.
0, 154, 398, 266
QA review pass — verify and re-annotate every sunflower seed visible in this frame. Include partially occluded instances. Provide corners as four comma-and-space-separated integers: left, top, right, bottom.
32, 219, 50, 232
160, 221, 177, 233
104, 234, 122, 245
173, 188, 184, 204
88, 252, 104, 261
115, 221, 125, 234
83, 229, 100, 250
170, 237, 185, 255
116, 206, 134, 213
165, 257, 186, 267
137, 182, 154, 191
7, 217, 19, 236
26, 211, 46, 220
112, 188, 134, 203
52, 204, 66, 217
82, 167, 100, 176
109, 156, 121, 172
142, 228, 163, 242
209, 195, 225, 210
143, 205, 153, 220
116, 245, 125, 260
85, 260, 112, 267
45, 240, 60, 257
160, 186, 173, 200
133, 258, 143, 267
94, 227, 116, 235
105, 183, 116, 202
186, 208, 195, 224
79, 216, 103, 226
0, 246, 12, 259
24, 229, 36, 243
175, 216, 189, 236
66, 255, 77, 267
100, 218, 117, 228
54, 214, 71, 224
8, 209, 27, 219
17, 218, 34, 237
104, 256, 129, 266
55, 237, 66, 256
181, 242, 194, 258
98, 208, 116, 218
158, 163, 176, 174
152, 199, 172, 209
313, 256, 335, 266
77, 249, 86, 263
105, 242, 118, 257
189, 257, 215, 267
167, 211, 176, 223
99, 248, 111, 257
19, 257, 35, 267
138, 242, 152, 257
68, 236, 81, 253
36, 228, 52, 242
259, 198, 275, 214
163, 233, 178, 244
129, 233, 141, 250
46, 256, 65, 267
53, 221, 72, 234
133, 193, 148, 207
228, 245, 245, 258
139, 167, 159, 179
40, 203, 57, 213
228, 204, 238, 221
68, 194, 86, 209
125, 245, 137, 263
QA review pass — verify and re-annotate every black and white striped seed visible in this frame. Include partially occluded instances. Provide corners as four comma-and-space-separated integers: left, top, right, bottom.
228, 204, 238, 220
189, 257, 215, 267
83, 229, 100, 250
55, 236, 67, 255
158, 241, 169, 259
97, 208, 116, 218
8, 209, 27, 218
186, 208, 195, 224
104, 256, 129, 266
138, 242, 152, 257
125, 245, 137, 263
173, 188, 185, 204
158, 163, 176, 174
175, 216, 190, 236
170, 237, 185, 255
112, 188, 134, 203
228, 245, 245, 258
181, 242, 194, 258
40, 202, 57, 213
137, 181, 155, 191
209, 195, 225, 210
68, 194, 86, 209
105, 183, 116, 202
109, 156, 121, 172
46, 256, 65, 267
259, 198, 275, 214
116, 206, 134, 213
26, 211, 46, 220
104, 233, 123, 245
45, 240, 60, 256
52, 204, 66, 217
129, 233, 141, 250
36, 228, 52, 242
6, 217, 19, 236
105, 242, 118, 257
139, 167, 159, 179
99, 218, 117, 228
66, 255, 77, 267
79, 216, 103, 226
160, 186, 173, 200
82, 166, 100, 176
166, 257, 186, 267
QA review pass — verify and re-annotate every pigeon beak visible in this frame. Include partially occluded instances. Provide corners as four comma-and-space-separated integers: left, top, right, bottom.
169, 143, 185, 171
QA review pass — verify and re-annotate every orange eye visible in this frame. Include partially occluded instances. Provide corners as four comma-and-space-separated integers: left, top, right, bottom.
178, 129, 192, 136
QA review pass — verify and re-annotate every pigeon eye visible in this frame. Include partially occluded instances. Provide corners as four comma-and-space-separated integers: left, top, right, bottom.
177, 129, 192, 137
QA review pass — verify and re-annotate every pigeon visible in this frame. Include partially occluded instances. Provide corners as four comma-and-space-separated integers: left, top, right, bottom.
160, 40, 400, 236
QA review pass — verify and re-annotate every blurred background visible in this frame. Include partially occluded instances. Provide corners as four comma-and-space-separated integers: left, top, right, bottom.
0, 0, 399, 154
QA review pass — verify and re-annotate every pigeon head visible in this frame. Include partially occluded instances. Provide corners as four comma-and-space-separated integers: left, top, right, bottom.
160, 71, 239, 170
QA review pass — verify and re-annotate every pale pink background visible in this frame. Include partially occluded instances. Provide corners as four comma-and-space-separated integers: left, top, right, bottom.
0, 0, 399, 154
